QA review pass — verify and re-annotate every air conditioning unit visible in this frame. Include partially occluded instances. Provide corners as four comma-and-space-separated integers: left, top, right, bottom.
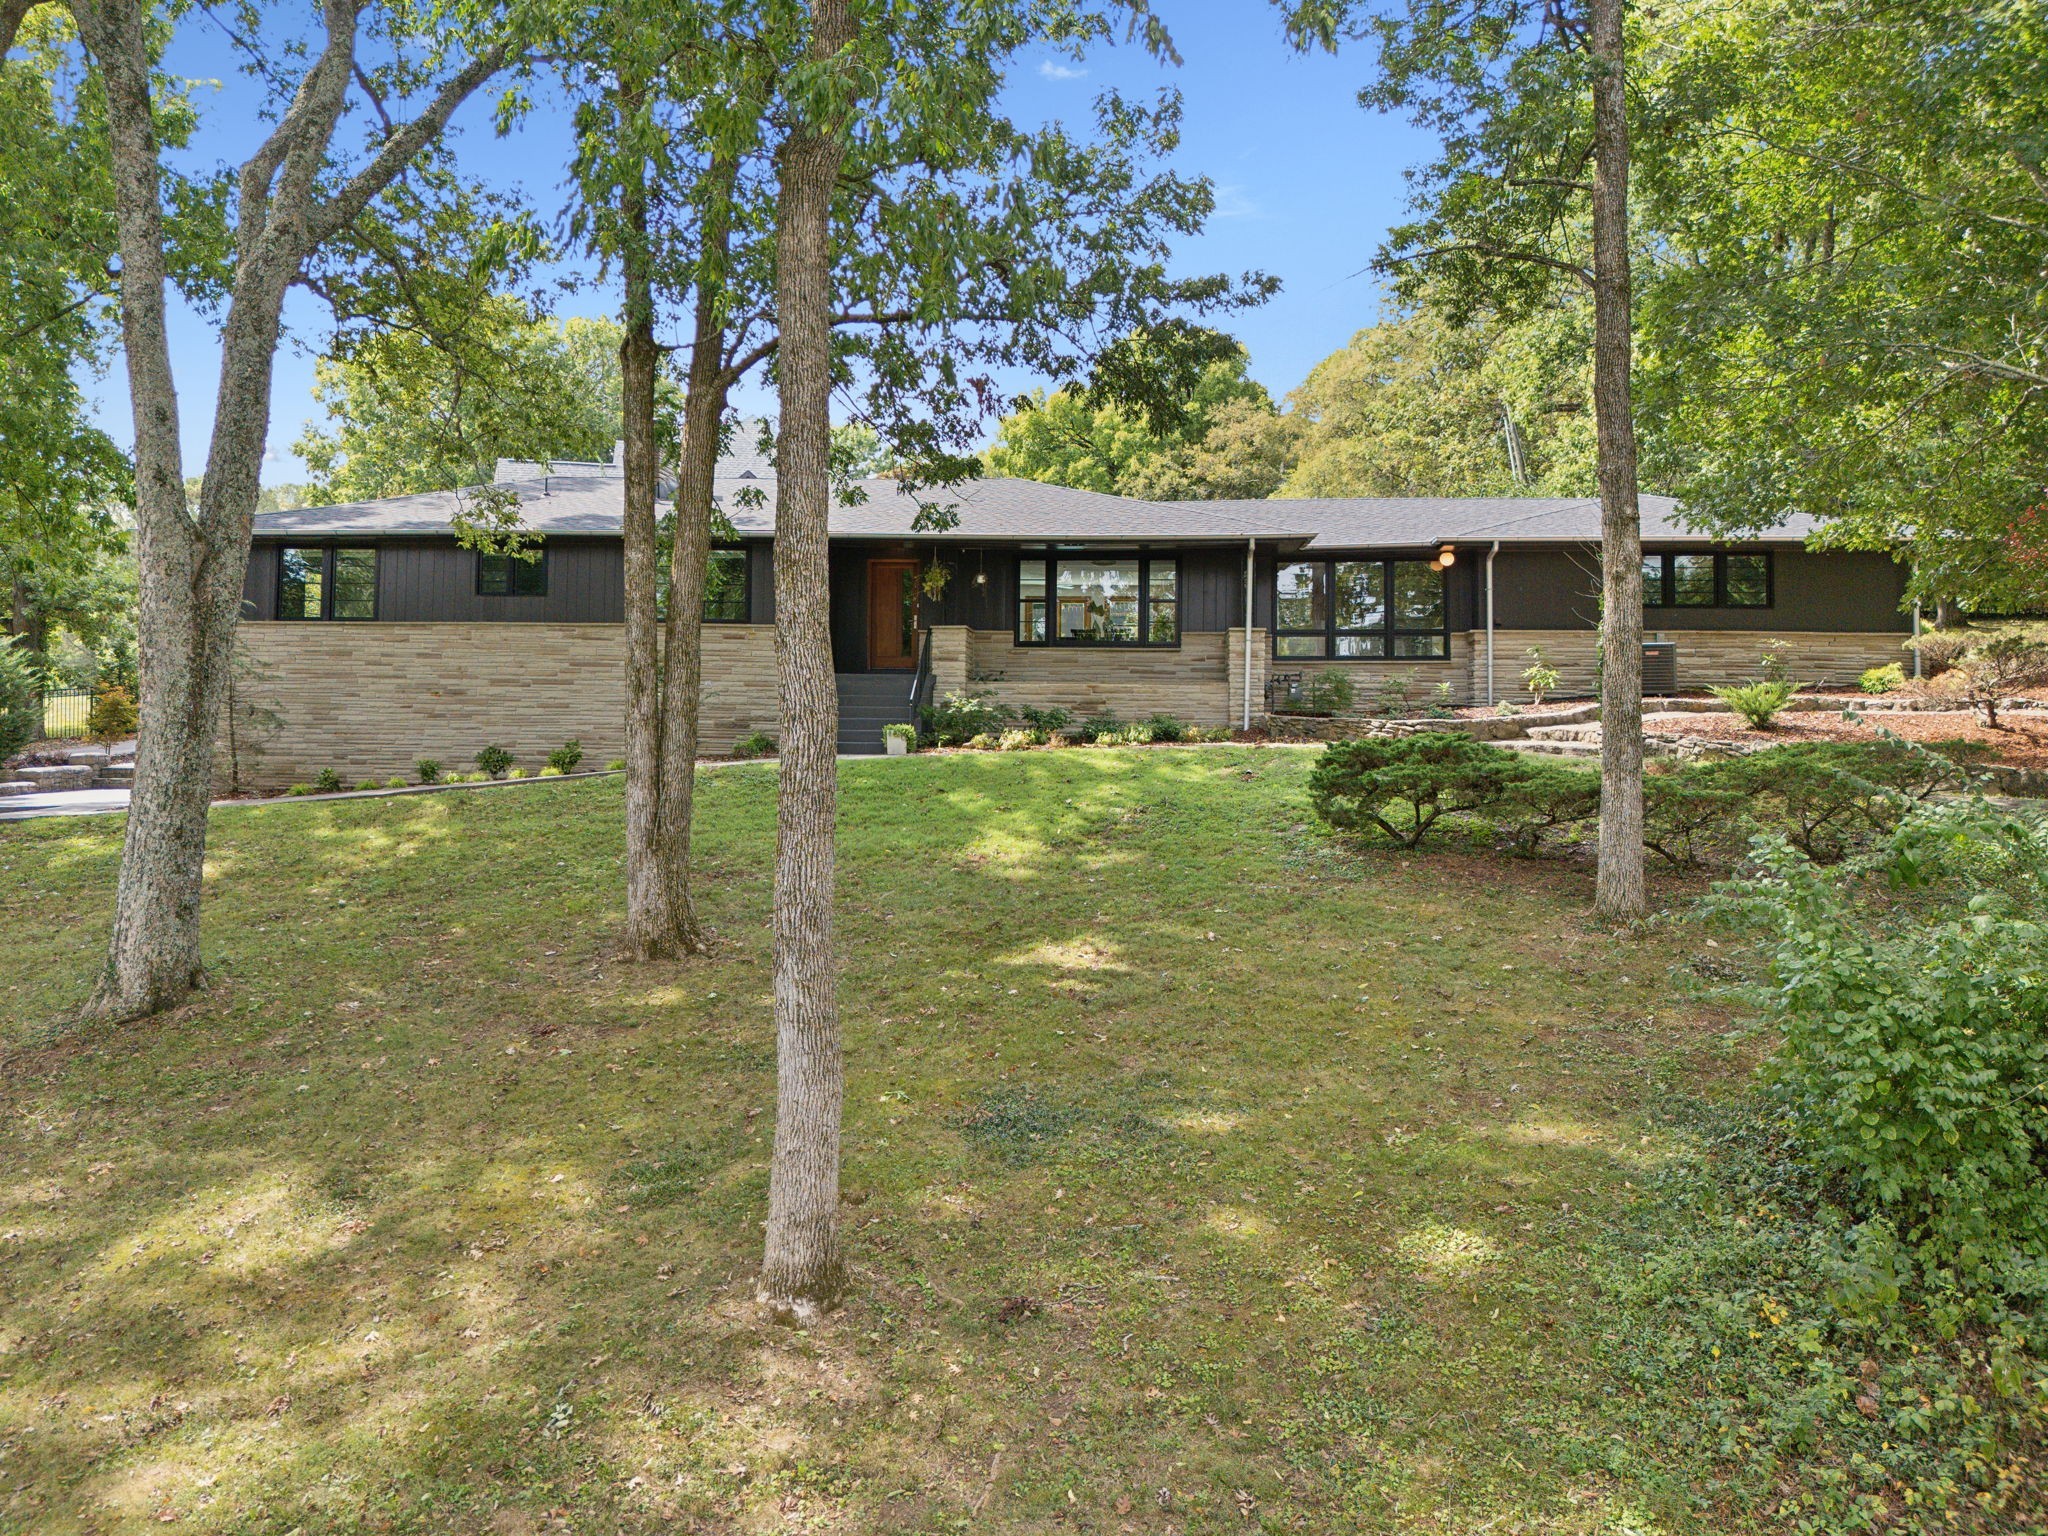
1641, 640, 1678, 697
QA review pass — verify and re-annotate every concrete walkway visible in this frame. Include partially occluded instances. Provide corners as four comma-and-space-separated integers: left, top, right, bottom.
0, 787, 134, 822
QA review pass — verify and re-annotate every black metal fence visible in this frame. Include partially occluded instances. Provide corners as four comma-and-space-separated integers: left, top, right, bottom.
40, 686, 93, 739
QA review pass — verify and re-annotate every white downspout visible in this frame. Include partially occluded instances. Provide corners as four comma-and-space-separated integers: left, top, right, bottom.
1912, 598, 1924, 678
1485, 540, 1500, 705
1242, 538, 1256, 730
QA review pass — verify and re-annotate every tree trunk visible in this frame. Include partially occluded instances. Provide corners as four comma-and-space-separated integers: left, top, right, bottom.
66, 0, 497, 1021
759, 0, 853, 1325
1587, 0, 1646, 921
642, 152, 746, 961
77, 0, 237, 1020
618, 129, 696, 958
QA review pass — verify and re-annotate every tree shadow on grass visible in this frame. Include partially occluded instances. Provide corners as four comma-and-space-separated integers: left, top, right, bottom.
0, 750, 1738, 1533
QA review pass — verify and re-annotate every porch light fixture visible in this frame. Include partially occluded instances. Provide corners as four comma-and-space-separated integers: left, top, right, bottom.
1437, 544, 1457, 567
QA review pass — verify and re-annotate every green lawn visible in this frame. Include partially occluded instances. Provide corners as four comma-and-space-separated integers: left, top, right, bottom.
0, 748, 1868, 1532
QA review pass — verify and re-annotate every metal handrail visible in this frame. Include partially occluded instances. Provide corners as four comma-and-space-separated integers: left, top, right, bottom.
908, 627, 936, 721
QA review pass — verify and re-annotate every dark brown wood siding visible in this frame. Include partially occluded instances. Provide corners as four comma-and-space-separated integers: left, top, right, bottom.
1483, 545, 1910, 632
245, 536, 777, 625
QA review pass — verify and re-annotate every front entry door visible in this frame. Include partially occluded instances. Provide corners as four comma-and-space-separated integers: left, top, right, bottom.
866, 558, 919, 670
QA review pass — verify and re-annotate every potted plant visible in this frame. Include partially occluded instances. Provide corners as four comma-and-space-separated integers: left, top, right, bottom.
882, 722, 916, 757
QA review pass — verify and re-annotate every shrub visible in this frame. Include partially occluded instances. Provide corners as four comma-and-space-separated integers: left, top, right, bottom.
920, 690, 1008, 746
1709, 677, 1796, 728
1421, 682, 1456, 719
1493, 761, 1601, 856
1273, 669, 1355, 716
1141, 713, 1186, 743
313, 767, 343, 794
1493, 699, 1522, 718
1711, 799, 2048, 1294
1079, 712, 1122, 742
0, 634, 39, 759
882, 722, 918, 747
605, 758, 626, 771
474, 745, 514, 778
1641, 770, 1749, 868
1308, 668, 1355, 715
1859, 661, 1906, 695
546, 738, 584, 774
1912, 623, 2048, 728
413, 758, 443, 784
1698, 742, 1910, 861
997, 728, 1042, 751
1308, 732, 1532, 847
285, 783, 312, 796
1521, 647, 1560, 706
88, 684, 139, 743
1015, 704, 1073, 733
965, 732, 1000, 750
1370, 676, 1412, 717
732, 731, 777, 759
385, 777, 406, 789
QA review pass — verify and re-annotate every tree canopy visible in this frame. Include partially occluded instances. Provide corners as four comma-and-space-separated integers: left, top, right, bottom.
294, 308, 627, 503
1630, 0, 2048, 613
1281, 298, 1596, 498
985, 352, 1288, 500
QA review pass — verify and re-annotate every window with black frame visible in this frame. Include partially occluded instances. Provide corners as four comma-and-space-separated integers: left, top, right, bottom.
277, 545, 376, 620
1274, 558, 1446, 658
1642, 551, 1771, 609
477, 550, 547, 597
655, 546, 749, 621
1014, 554, 1178, 645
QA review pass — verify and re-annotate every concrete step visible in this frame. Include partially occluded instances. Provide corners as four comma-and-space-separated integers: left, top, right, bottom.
1525, 723, 1602, 742
0, 780, 36, 798
65, 746, 110, 767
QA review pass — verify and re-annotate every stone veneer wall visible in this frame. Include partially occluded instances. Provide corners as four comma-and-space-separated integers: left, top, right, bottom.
1475, 629, 1916, 700
227, 622, 780, 790
959, 628, 1234, 726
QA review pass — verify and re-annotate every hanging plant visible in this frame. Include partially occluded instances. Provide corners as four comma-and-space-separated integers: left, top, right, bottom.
921, 559, 953, 600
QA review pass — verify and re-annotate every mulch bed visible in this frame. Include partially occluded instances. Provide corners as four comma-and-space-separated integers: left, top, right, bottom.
1645, 706, 2048, 771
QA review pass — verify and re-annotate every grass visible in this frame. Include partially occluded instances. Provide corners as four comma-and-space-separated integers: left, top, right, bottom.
0, 745, 1943, 1532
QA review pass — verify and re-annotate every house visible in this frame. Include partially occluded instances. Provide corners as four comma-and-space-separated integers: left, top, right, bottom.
234, 451, 1912, 786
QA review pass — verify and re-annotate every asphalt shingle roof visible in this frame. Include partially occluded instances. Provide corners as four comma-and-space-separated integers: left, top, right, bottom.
254, 471, 1817, 548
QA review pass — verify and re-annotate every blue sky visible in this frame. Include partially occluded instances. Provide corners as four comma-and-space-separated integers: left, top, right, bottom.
88, 7, 1437, 486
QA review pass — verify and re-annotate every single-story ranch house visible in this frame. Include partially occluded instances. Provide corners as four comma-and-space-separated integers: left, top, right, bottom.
234, 445, 1912, 786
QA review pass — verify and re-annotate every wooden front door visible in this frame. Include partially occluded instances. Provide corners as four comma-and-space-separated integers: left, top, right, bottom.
866, 558, 919, 669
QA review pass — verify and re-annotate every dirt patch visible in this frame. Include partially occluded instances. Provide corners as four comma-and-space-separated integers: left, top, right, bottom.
1645, 706, 2048, 770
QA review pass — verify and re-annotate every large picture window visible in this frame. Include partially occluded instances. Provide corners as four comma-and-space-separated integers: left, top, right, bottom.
477, 550, 547, 597
277, 545, 376, 620
1274, 558, 1446, 659
1015, 554, 1178, 645
1642, 551, 1772, 609
656, 546, 750, 621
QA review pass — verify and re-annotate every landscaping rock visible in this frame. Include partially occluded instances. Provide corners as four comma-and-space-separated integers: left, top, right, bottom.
65, 746, 110, 768
0, 780, 36, 798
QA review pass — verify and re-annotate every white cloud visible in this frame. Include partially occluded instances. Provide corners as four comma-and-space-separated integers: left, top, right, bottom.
1037, 59, 1087, 81
1212, 183, 1263, 221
